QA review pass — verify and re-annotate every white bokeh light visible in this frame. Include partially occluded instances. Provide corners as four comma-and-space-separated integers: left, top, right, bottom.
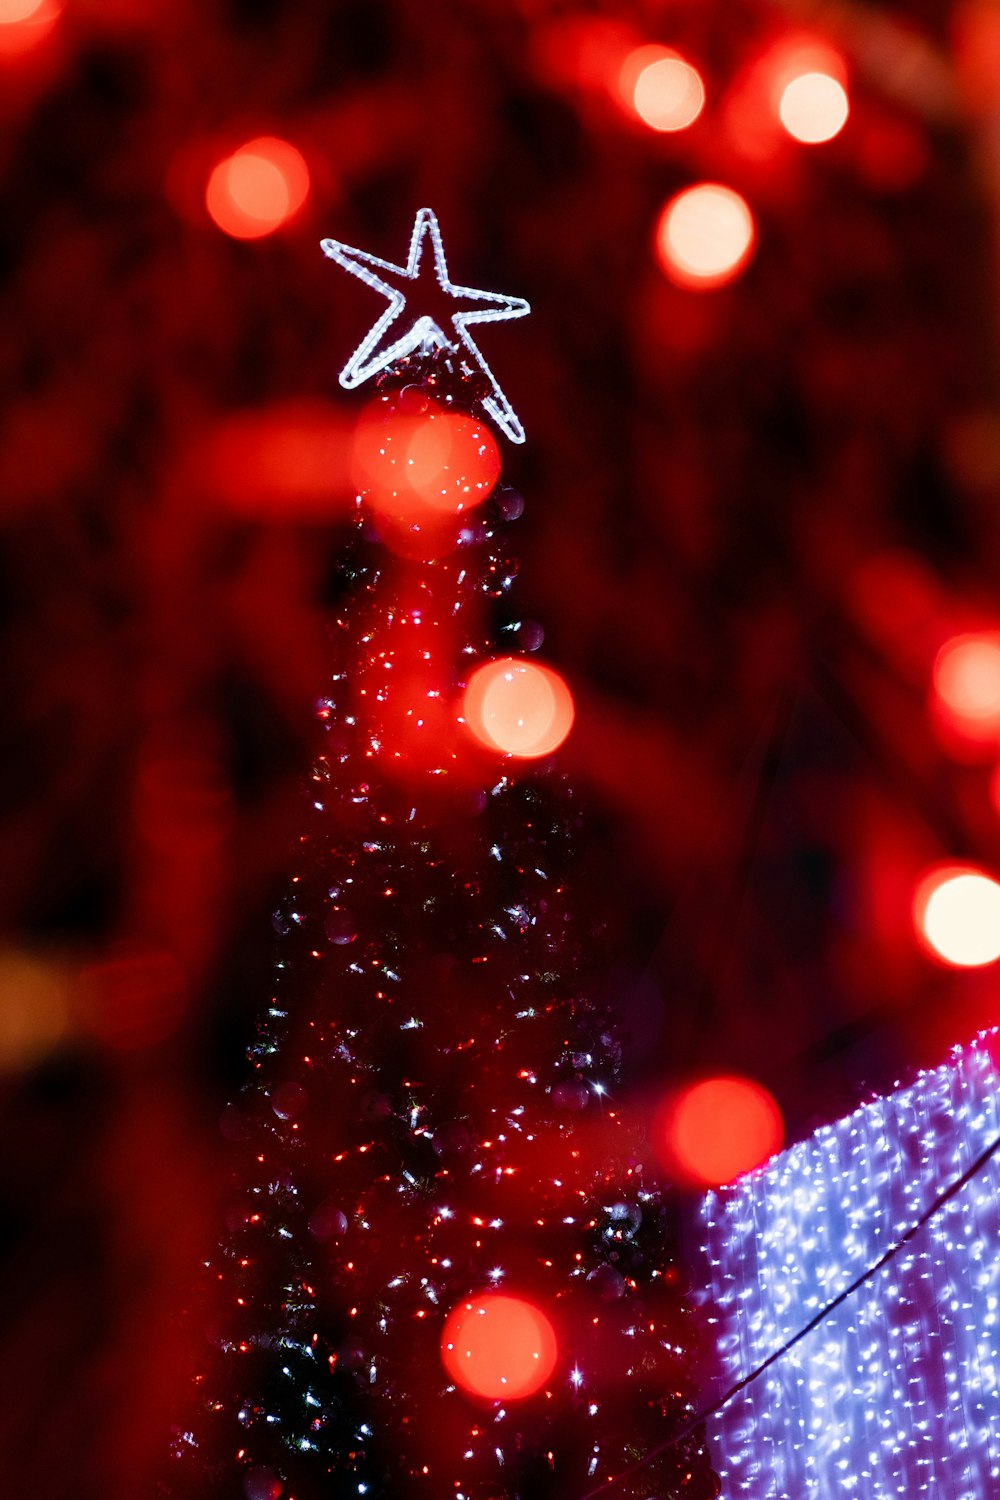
918, 869, 1000, 967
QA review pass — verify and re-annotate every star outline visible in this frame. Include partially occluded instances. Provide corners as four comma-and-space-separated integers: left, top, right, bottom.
321, 207, 530, 444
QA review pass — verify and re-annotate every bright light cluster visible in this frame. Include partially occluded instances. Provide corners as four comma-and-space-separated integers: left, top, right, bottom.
700, 1033, 1000, 1498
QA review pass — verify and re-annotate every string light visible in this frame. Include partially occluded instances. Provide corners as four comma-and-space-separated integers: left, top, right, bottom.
206, 137, 309, 240
321, 208, 531, 444
778, 71, 849, 144
700, 1033, 1000, 1499
655, 184, 756, 289
914, 864, 1000, 967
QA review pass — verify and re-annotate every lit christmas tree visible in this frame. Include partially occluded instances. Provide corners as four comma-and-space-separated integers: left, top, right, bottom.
166, 211, 719, 1500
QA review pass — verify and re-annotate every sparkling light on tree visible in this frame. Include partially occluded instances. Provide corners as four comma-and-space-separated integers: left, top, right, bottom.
165, 217, 719, 1500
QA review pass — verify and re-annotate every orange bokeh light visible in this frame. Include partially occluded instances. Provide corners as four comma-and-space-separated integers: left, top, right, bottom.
441, 1294, 557, 1401
659, 1075, 783, 1187
463, 658, 574, 759
934, 633, 1000, 729
778, 71, 849, 143
0, 948, 68, 1070
205, 137, 309, 240
914, 865, 1000, 968
352, 399, 501, 526
626, 47, 705, 132
655, 184, 756, 289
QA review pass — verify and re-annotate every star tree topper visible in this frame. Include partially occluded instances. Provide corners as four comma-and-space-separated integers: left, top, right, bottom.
321, 207, 531, 444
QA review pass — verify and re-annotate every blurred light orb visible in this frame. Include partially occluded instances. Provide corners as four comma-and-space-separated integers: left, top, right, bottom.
206, 137, 309, 239
656, 184, 756, 289
0, 0, 58, 51
663, 1076, 783, 1186
632, 53, 705, 132
0, 0, 45, 18
464, 658, 574, 758
915, 866, 1000, 968
0, 949, 68, 1070
441, 1294, 557, 1400
778, 71, 849, 143
934, 634, 1000, 727
352, 399, 500, 523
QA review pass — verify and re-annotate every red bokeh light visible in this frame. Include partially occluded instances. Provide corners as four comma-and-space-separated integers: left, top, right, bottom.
463, 658, 574, 758
778, 71, 849, 143
622, 45, 705, 133
913, 864, 1000, 968
933, 633, 1000, 730
205, 137, 309, 240
0, 0, 58, 54
352, 397, 501, 527
658, 1076, 784, 1187
655, 184, 756, 290
440, 1294, 557, 1400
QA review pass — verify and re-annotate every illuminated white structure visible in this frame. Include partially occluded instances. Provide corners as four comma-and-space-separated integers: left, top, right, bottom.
321, 207, 531, 444
700, 1035, 1000, 1499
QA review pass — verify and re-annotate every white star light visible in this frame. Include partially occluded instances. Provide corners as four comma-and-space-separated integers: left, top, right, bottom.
320, 207, 531, 444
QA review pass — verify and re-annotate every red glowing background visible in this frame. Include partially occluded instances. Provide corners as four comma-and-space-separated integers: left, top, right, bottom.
1, 0, 999, 1495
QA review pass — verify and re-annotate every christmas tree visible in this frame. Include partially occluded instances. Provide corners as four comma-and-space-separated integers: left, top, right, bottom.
166, 210, 719, 1500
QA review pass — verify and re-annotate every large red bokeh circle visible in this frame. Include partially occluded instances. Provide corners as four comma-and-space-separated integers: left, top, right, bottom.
463, 658, 574, 758
659, 1075, 783, 1187
440, 1293, 558, 1400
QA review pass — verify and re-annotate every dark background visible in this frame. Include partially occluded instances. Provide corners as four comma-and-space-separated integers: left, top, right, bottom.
2, 0, 999, 1494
